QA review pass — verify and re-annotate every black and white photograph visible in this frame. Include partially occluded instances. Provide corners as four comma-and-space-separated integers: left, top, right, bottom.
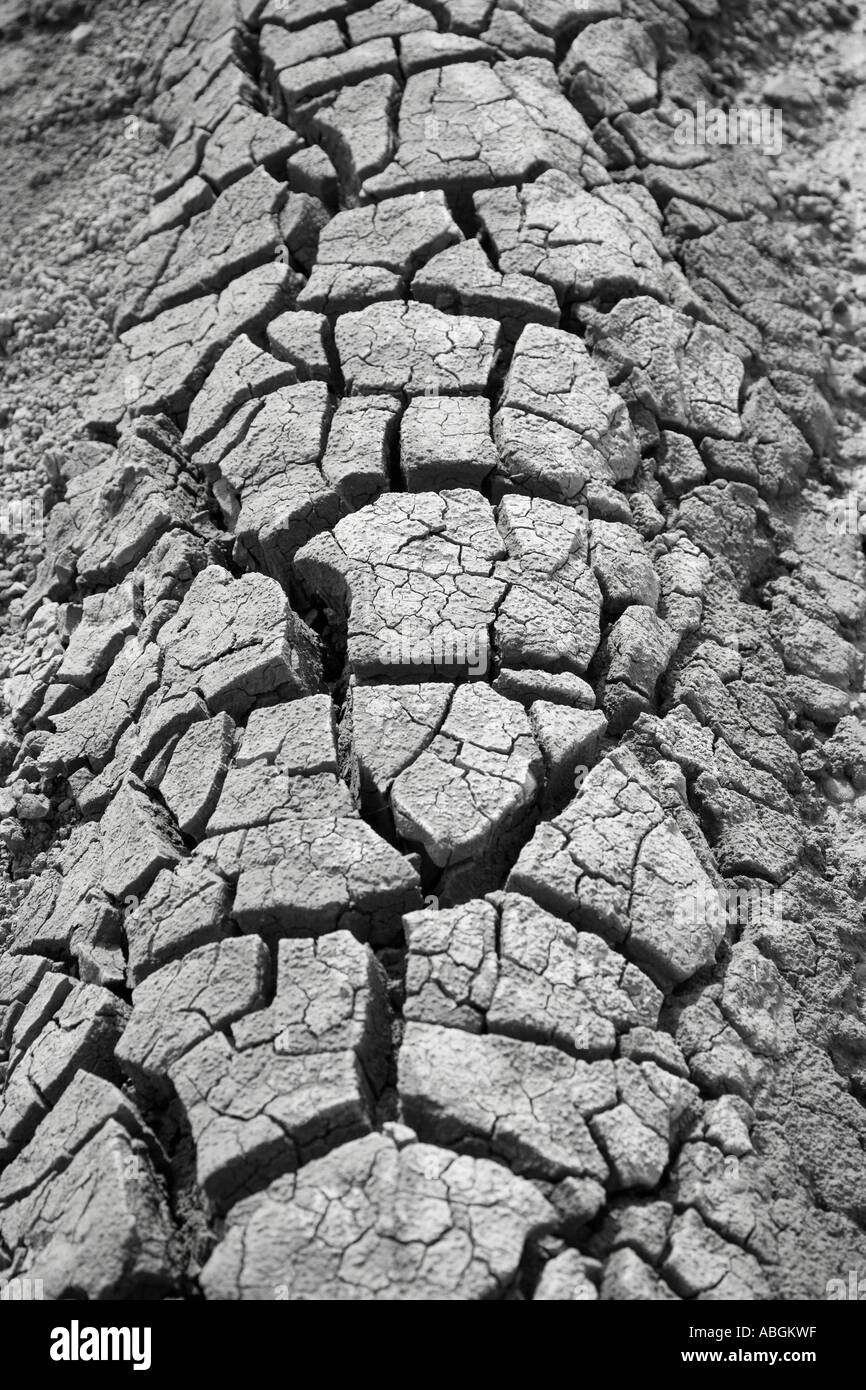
0, 0, 863, 1348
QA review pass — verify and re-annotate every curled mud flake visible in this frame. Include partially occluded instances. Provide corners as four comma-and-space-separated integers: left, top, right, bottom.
168, 932, 389, 1211
400, 396, 498, 493
508, 750, 724, 987
295, 489, 506, 682
405, 891, 662, 1059
335, 300, 501, 397
399, 1022, 611, 1184
200, 1130, 554, 1300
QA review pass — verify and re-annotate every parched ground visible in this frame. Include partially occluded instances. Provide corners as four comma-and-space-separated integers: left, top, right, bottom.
0, 0, 866, 1301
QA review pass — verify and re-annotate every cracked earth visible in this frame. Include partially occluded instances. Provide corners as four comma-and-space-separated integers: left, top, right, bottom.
0, 0, 866, 1302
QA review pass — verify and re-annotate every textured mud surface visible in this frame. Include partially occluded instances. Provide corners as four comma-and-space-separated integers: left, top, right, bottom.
1, 0, 866, 1301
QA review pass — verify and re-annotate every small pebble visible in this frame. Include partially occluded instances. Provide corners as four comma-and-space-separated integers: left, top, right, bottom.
16, 791, 51, 821
69, 23, 94, 53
